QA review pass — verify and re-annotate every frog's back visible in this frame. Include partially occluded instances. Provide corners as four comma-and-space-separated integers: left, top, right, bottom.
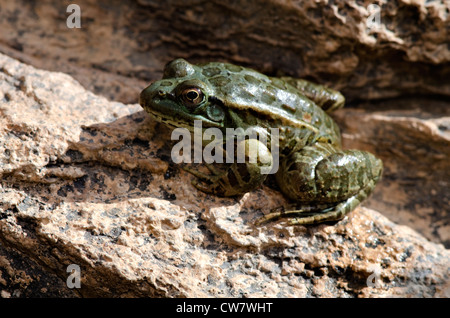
196, 62, 342, 148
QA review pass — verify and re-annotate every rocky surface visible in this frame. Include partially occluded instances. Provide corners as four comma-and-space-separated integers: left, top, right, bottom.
0, 0, 449, 297
0, 0, 449, 104
333, 99, 450, 248
0, 53, 449, 298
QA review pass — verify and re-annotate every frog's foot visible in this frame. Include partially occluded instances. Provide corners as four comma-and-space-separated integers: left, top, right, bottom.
257, 178, 379, 226
183, 162, 266, 197
182, 163, 221, 182
269, 144, 383, 226
288, 181, 379, 225
182, 164, 231, 196
183, 139, 272, 197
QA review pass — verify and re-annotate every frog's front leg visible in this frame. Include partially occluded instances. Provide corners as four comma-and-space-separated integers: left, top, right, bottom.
184, 139, 273, 197
259, 142, 383, 225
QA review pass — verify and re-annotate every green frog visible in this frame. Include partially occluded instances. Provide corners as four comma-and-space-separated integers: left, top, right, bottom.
139, 58, 382, 225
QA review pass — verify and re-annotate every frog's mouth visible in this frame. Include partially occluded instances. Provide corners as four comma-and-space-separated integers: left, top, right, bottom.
143, 107, 198, 131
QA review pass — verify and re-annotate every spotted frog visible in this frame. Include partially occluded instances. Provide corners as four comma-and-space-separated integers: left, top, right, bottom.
139, 58, 382, 225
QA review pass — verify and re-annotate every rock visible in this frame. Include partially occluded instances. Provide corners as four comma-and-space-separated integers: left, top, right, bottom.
1, 0, 449, 298
1, 53, 449, 298
0, 0, 449, 104
332, 98, 450, 247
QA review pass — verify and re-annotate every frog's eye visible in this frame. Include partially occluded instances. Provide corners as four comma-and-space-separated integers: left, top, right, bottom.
180, 87, 204, 108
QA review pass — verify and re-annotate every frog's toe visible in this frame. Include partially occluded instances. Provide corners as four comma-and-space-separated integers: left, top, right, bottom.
255, 203, 337, 226
288, 209, 344, 225
204, 163, 222, 175
183, 165, 215, 181
189, 174, 231, 196
255, 212, 282, 226
191, 178, 217, 194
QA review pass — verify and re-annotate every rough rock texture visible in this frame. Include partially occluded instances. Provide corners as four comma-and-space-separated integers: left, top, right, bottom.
0, 54, 449, 298
0, 0, 449, 297
0, 0, 449, 104
333, 100, 450, 248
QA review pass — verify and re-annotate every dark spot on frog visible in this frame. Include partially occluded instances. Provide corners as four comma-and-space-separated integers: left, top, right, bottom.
159, 80, 173, 87
208, 76, 230, 87
281, 103, 296, 113
271, 78, 287, 90
244, 74, 260, 85
261, 92, 276, 105
225, 64, 243, 73
265, 84, 277, 96
202, 67, 221, 77
238, 89, 255, 100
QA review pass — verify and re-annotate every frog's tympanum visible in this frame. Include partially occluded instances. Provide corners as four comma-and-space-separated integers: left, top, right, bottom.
140, 58, 382, 225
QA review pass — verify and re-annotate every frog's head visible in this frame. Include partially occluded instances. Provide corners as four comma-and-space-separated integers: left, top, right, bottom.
139, 58, 227, 131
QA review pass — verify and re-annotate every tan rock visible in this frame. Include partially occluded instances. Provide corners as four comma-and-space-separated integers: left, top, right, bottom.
332, 98, 450, 246
1, 53, 449, 297
0, 0, 448, 104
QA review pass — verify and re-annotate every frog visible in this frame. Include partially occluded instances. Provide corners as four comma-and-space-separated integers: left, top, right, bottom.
139, 58, 383, 225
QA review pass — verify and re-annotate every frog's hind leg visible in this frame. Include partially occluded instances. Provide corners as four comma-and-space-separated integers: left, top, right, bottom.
287, 179, 379, 225
262, 143, 383, 226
